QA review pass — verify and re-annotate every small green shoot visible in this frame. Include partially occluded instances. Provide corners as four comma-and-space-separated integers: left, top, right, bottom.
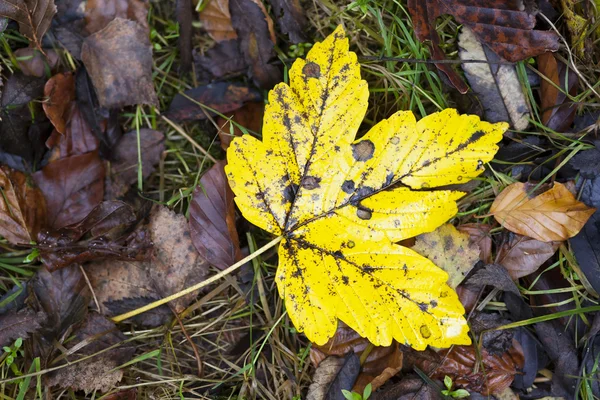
342, 383, 372, 400
441, 376, 469, 399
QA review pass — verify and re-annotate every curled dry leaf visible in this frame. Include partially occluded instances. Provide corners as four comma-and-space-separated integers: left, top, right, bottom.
408, 0, 559, 93
226, 26, 506, 347
412, 223, 481, 289
310, 322, 403, 393
0, 0, 57, 51
217, 101, 264, 150
167, 82, 262, 122
306, 353, 361, 400
43, 72, 76, 135
85, 0, 149, 34
199, 0, 237, 41
495, 232, 560, 279
0, 166, 46, 245
81, 18, 158, 108
190, 161, 242, 270
490, 182, 596, 242
33, 151, 105, 230
538, 52, 578, 132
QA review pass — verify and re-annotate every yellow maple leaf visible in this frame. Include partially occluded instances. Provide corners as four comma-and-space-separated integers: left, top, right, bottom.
225, 25, 507, 348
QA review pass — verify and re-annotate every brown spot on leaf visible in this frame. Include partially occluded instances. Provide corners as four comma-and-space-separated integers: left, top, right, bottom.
302, 176, 321, 190
420, 324, 431, 338
352, 140, 375, 161
302, 61, 321, 78
356, 206, 372, 220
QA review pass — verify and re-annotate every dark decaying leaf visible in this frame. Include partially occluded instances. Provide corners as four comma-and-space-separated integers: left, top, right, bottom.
465, 263, 520, 295
415, 340, 525, 395
310, 322, 403, 394
470, 312, 513, 356
38, 201, 150, 270
84, 0, 149, 34
0, 308, 47, 347
495, 232, 560, 279
167, 82, 262, 122
371, 376, 441, 400
45, 104, 100, 162
46, 312, 135, 393
581, 314, 600, 397
408, 0, 559, 93
511, 326, 548, 391
217, 101, 264, 151
43, 72, 76, 135
457, 223, 492, 264
14, 48, 59, 77
538, 52, 578, 132
34, 151, 105, 229
230, 0, 282, 89
176, 0, 192, 71
571, 141, 600, 179
190, 161, 242, 270
306, 353, 361, 400
195, 39, 248, 81
267, 0, 307, 43
105, 129, 165, 199
81, 18, 158, 108
458, 26, 529, 130
0, 166, 46, 244
0, 0, 57, 51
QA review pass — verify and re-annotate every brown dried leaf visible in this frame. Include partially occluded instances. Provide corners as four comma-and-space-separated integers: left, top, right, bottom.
167, 82, 262, 122
190, 161, 241, 270
106, 129, 165, 199
45, 104, 100, 162
412, 223, 480, 288
311, 322, 403, 394
307, 353, 361, 400
199, 0, 237, 42
0, 166, 46, 244
43, 72, 76, 135
85, 0, 149, 34
490, 182, 596, 242
33, 151, 105, 229
230, 0, 281, 89
496, 232, 560, 279
457, 223, 493, 264
15, 48, 59, 77
408, 0, 559, 93
217, 101, 264, 150
0, 0, 57, 51
81, 18, 158, 108
46, 312, 135, 393
38, 201, 151, 270
538, 52, 578, 132
0, 308, 47, 347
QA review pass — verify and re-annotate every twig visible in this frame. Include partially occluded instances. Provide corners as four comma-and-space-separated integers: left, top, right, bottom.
111, 236, 283, 323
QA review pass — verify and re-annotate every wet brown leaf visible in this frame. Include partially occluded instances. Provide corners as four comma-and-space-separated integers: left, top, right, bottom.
490, 182, 595, 242
267, 0, 307, 43
38, 201, 151, 270
167, 81, 262, 122
85, 0, 149, 34
46, 312, 135, 393
457, 223, 493, 264
538, 52, 578, 132
408, 0, 559, 93
33, 151, 105, 229
0, 166, 46, 244
45, 104, 100, 162
15, 48, 59, 77
190, 161, 241, 270
217, 101, 264, 150
230, 0, 281, 89
199, 0, 237, 42
496, 232, 560, 279
81, 18, 158, 108
311, 322, 403, 394
43, 72, 76, 135
417, 340, 525, 395
0, 0, 56, 51
307, 353, 361, 400
412, 223, 480, 288
0, 308, 47, 347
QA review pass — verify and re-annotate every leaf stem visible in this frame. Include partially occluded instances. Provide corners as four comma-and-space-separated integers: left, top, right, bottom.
111, 236, 283, 323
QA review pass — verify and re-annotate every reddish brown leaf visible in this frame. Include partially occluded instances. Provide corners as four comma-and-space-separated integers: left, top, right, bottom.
15, 48, 59, 77
0, 166, 46, 244
310, 322, 403, 393
217, 101, 264, 151
33, 151, 105, 229
496, 232, 560, 279
81, 18, 158, 108
43, 72, 76, 135
190, 161, 241, 270
538, 52, 578, 132
105, 129, 165, 199
46, 104, 100, 162
167, 82, 262, 122
38, 201, 151, 270
199, 0, 237, 42
408, 0, 559, 93
457, 223, 492, 264
416, 340, 525, 395
85, 0, 149, 34
0, 0, 57, 52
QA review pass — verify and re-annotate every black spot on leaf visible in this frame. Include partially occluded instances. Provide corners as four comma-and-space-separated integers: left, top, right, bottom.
301, 176, 321, 190
342, 180, 355, 194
